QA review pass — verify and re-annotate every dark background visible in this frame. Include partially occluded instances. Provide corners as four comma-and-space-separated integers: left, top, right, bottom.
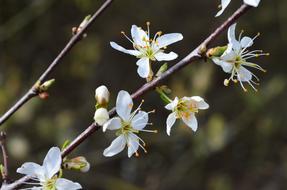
0, 0, 287, 189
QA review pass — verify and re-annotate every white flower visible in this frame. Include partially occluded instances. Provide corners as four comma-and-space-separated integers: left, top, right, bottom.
110, 23, 183, 78
95, 85, 110, 105
103, 90, 156, 158
94, 108, 109, 125
17, 147, 82, 190
216, 0, 261, 17
165, 96, 209, 136
212, 23, 268, 91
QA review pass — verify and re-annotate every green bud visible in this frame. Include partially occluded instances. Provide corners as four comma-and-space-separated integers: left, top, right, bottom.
156, 63, 168, 77
79, 15, 91, 28
40, 79, 55, 92
61, 140, 71, 151
63, 156, 90, 173
155, 87, 172, 104
0, 164, 4, 176
206, 46, 227, 58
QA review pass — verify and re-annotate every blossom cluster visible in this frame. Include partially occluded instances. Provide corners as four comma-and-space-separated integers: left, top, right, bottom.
14, 1, 268, 189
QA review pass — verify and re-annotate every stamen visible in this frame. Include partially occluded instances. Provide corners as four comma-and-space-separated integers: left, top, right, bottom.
238, 77, 248, 92
146, 21, 150, 39
121, 31, 134, 44
139, 129, 158, 133
240, 32, 261, 55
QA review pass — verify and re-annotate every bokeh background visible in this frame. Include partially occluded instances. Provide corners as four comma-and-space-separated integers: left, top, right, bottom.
0, 0, 287, 189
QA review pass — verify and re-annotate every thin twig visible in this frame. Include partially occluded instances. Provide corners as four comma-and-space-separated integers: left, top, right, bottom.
0, 0, 114, 126
1, 4, 251, 190
0, 132, 9, 183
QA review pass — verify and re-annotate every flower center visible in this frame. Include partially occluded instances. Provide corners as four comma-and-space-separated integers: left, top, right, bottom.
116, 122, 138, 136
43, 178, 57, 190
175, 100, 198, 118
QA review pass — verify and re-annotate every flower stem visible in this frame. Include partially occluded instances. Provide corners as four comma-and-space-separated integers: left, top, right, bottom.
155, 87, 173, 104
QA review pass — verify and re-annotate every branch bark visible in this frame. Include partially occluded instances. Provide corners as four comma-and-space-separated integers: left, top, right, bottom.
0, 132, 9, 183
0, 0, 114, 126
1, 4, 251, 190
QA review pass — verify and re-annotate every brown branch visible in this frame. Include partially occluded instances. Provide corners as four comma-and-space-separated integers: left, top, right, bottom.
0, 132, 9, 183
0, 0, 114, 126
1, 4, 251, 190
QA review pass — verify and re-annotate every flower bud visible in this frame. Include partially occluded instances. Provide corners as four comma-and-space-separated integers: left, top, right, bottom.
206, 46, 227, 58
63, 156, 90, 173
94, 108, 109, 126
40, 79, 56, 92
95, 85, 110, 107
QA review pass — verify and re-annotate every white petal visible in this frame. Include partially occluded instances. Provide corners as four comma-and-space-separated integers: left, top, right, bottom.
116, 90, 133, 121
110, 42, 141, 56
131, 25, 148, 47
228, 23, 241, 53
103, 117, 122, 132
156, 33, 183, 48
182, 114, 198, 132
56, 178, 82, 190
127, 133, 140, 158
136, 57, 150, 78
154, 51, 178, 61
103, 135, 126, 157
16, 162, 44, 180
43, 147, 61, 179
244, 0, 261, 7
131, 111, 148, 130
190, 96, 209, 110
215, 0, 232, 17
240, 36, 253, 48
212, 58, 233, 73
165, 97, 179, 110
166, 112, 177, 136
237, 66, 252, 82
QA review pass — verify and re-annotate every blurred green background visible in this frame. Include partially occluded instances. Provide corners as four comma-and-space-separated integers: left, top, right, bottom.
0, 0, 287, 189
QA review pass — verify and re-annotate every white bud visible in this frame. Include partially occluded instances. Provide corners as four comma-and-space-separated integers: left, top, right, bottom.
95, 85, 110, 106
94, 108, 109, 126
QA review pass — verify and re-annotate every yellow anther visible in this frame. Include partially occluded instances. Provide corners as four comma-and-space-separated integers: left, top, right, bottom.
224, 79, 230, 86
121, 31, 125, 35
146, 21, 150, 26
157, 31, 162, 36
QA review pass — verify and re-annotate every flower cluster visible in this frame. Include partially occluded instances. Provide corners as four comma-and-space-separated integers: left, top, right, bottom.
14, 1, 269, 187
